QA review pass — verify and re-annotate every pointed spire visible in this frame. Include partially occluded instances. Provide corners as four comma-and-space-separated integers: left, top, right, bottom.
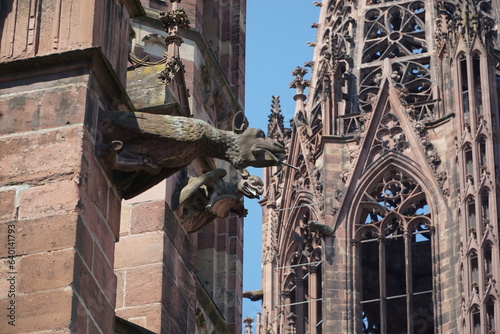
268, 96, 284, 134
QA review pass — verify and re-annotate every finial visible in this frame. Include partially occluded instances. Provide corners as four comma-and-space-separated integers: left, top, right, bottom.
268, 96, 284, 133
243, 316, 254, 334
289, 67, 310, 89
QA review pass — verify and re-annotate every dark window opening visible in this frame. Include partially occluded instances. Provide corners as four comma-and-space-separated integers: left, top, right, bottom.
460, 56, 470, 125
358, 172, 433, 333
487, 299, 495, 332
472, 307, 481, 334
473, 56, 483, 116
467, 199, 477, 234
465, 145, 474, 185
479, 138, 487, 171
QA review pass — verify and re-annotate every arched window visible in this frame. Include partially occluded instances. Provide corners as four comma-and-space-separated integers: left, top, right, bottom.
464, 143, 474, 185
356, 170, 434, 333
458, 53, 470, 128
472, 53, 483, 118
471, 305, 481, 334
466, 197, 477, 237
486, 297, 495, 332
279, 209, 324, 334
478, 136, 487, 172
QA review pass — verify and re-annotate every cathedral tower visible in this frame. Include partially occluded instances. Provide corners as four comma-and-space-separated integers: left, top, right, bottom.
260, 0, 500, 333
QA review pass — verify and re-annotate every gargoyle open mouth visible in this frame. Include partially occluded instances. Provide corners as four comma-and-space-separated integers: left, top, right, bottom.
241, 183, 261, 199
251, 144, 286, 167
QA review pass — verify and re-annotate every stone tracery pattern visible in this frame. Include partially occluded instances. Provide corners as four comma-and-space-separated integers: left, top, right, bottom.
362, 2, 427, 63
354, 170, 434, 334
358, 59, 435, 122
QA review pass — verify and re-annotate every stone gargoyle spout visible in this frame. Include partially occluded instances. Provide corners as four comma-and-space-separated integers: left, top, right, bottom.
98, 110, 286, 198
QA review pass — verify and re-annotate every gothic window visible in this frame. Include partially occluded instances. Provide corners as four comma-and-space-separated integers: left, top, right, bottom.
467, 198, 477, 236
472, 305, 481, 334
459, 54, 470, 127
280, 210, 323, 334
486, 297, 495, 332
470, 251, 479, 292
362, 2, 427, 64
358, 59, 434, 120
484, 243, 493, 282
478, 137, 487, 172
464, 144, 474, 185
472, 54, 483, 118
356, 170, 433, 333
480, 189, 490, 225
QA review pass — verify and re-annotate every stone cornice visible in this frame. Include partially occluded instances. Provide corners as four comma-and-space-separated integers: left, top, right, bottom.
0, 47, 135, 111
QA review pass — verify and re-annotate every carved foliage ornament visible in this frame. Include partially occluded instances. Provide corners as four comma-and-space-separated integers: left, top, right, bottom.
159, 9, 190, 32
435, 0, 497, 50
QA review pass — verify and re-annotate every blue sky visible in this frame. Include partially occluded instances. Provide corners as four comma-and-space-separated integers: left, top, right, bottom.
242, 1, 320, 331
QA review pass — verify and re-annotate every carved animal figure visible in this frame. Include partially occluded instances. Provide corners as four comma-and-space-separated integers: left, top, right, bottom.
98, 111, 285, 198
242, 289, 264, 302
307, 220, 335, 237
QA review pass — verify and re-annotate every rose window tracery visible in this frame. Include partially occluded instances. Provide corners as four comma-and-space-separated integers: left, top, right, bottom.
362, 2, 427, 63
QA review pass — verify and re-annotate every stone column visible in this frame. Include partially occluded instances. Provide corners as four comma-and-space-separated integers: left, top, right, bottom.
295, 276, 306, 334
308, 265, 318, 334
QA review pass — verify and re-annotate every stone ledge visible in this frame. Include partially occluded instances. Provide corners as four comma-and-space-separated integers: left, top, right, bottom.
0, 48, 135, 112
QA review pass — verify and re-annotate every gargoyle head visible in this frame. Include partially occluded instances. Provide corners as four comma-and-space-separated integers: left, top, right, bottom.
232, 112, 286, 169
237, 170, 264, 199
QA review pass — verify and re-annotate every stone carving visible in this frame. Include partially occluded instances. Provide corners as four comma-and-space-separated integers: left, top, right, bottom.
172, 169, 264, 232
98, 111, 285, 198
158, 56, 183, 84
362, 2, 427, 63
359, 60, 434, 121
159, 9, 190, 32
307, 220, 334, 237
242, 289, 264, 301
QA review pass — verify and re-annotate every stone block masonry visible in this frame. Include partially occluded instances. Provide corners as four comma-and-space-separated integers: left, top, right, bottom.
0, 46, 133, 333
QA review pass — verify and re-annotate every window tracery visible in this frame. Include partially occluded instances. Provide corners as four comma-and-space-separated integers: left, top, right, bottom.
279, 209, 323, 334
358, 58, 434, 121
362, 2, 427, 64
354, 169, 434, 334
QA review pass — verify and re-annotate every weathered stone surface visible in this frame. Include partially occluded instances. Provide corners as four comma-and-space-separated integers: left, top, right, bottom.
74, 255, 115, 334
116, 304, 165, 333
130, 200, 165, 234
0, 80, 88, 135
18, 179, 79, 220
0, 289, 73, 333
0, 126, 84, 186
125, 263, 163, 306
0, 213, 78, 257
114, 232, 165, 269
115, 269, 125, 309
18, 249, 76, 293
0, 189, 16, 222
92, 245, 117, 305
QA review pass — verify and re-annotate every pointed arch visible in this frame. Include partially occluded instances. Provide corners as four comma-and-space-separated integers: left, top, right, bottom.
347, 153, 440, 334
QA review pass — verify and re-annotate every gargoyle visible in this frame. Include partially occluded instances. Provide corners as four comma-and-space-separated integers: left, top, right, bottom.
173, 169, 264, 232
308, 220, 334, 237
242, 289, 264, 302
98, 111, 285, 198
